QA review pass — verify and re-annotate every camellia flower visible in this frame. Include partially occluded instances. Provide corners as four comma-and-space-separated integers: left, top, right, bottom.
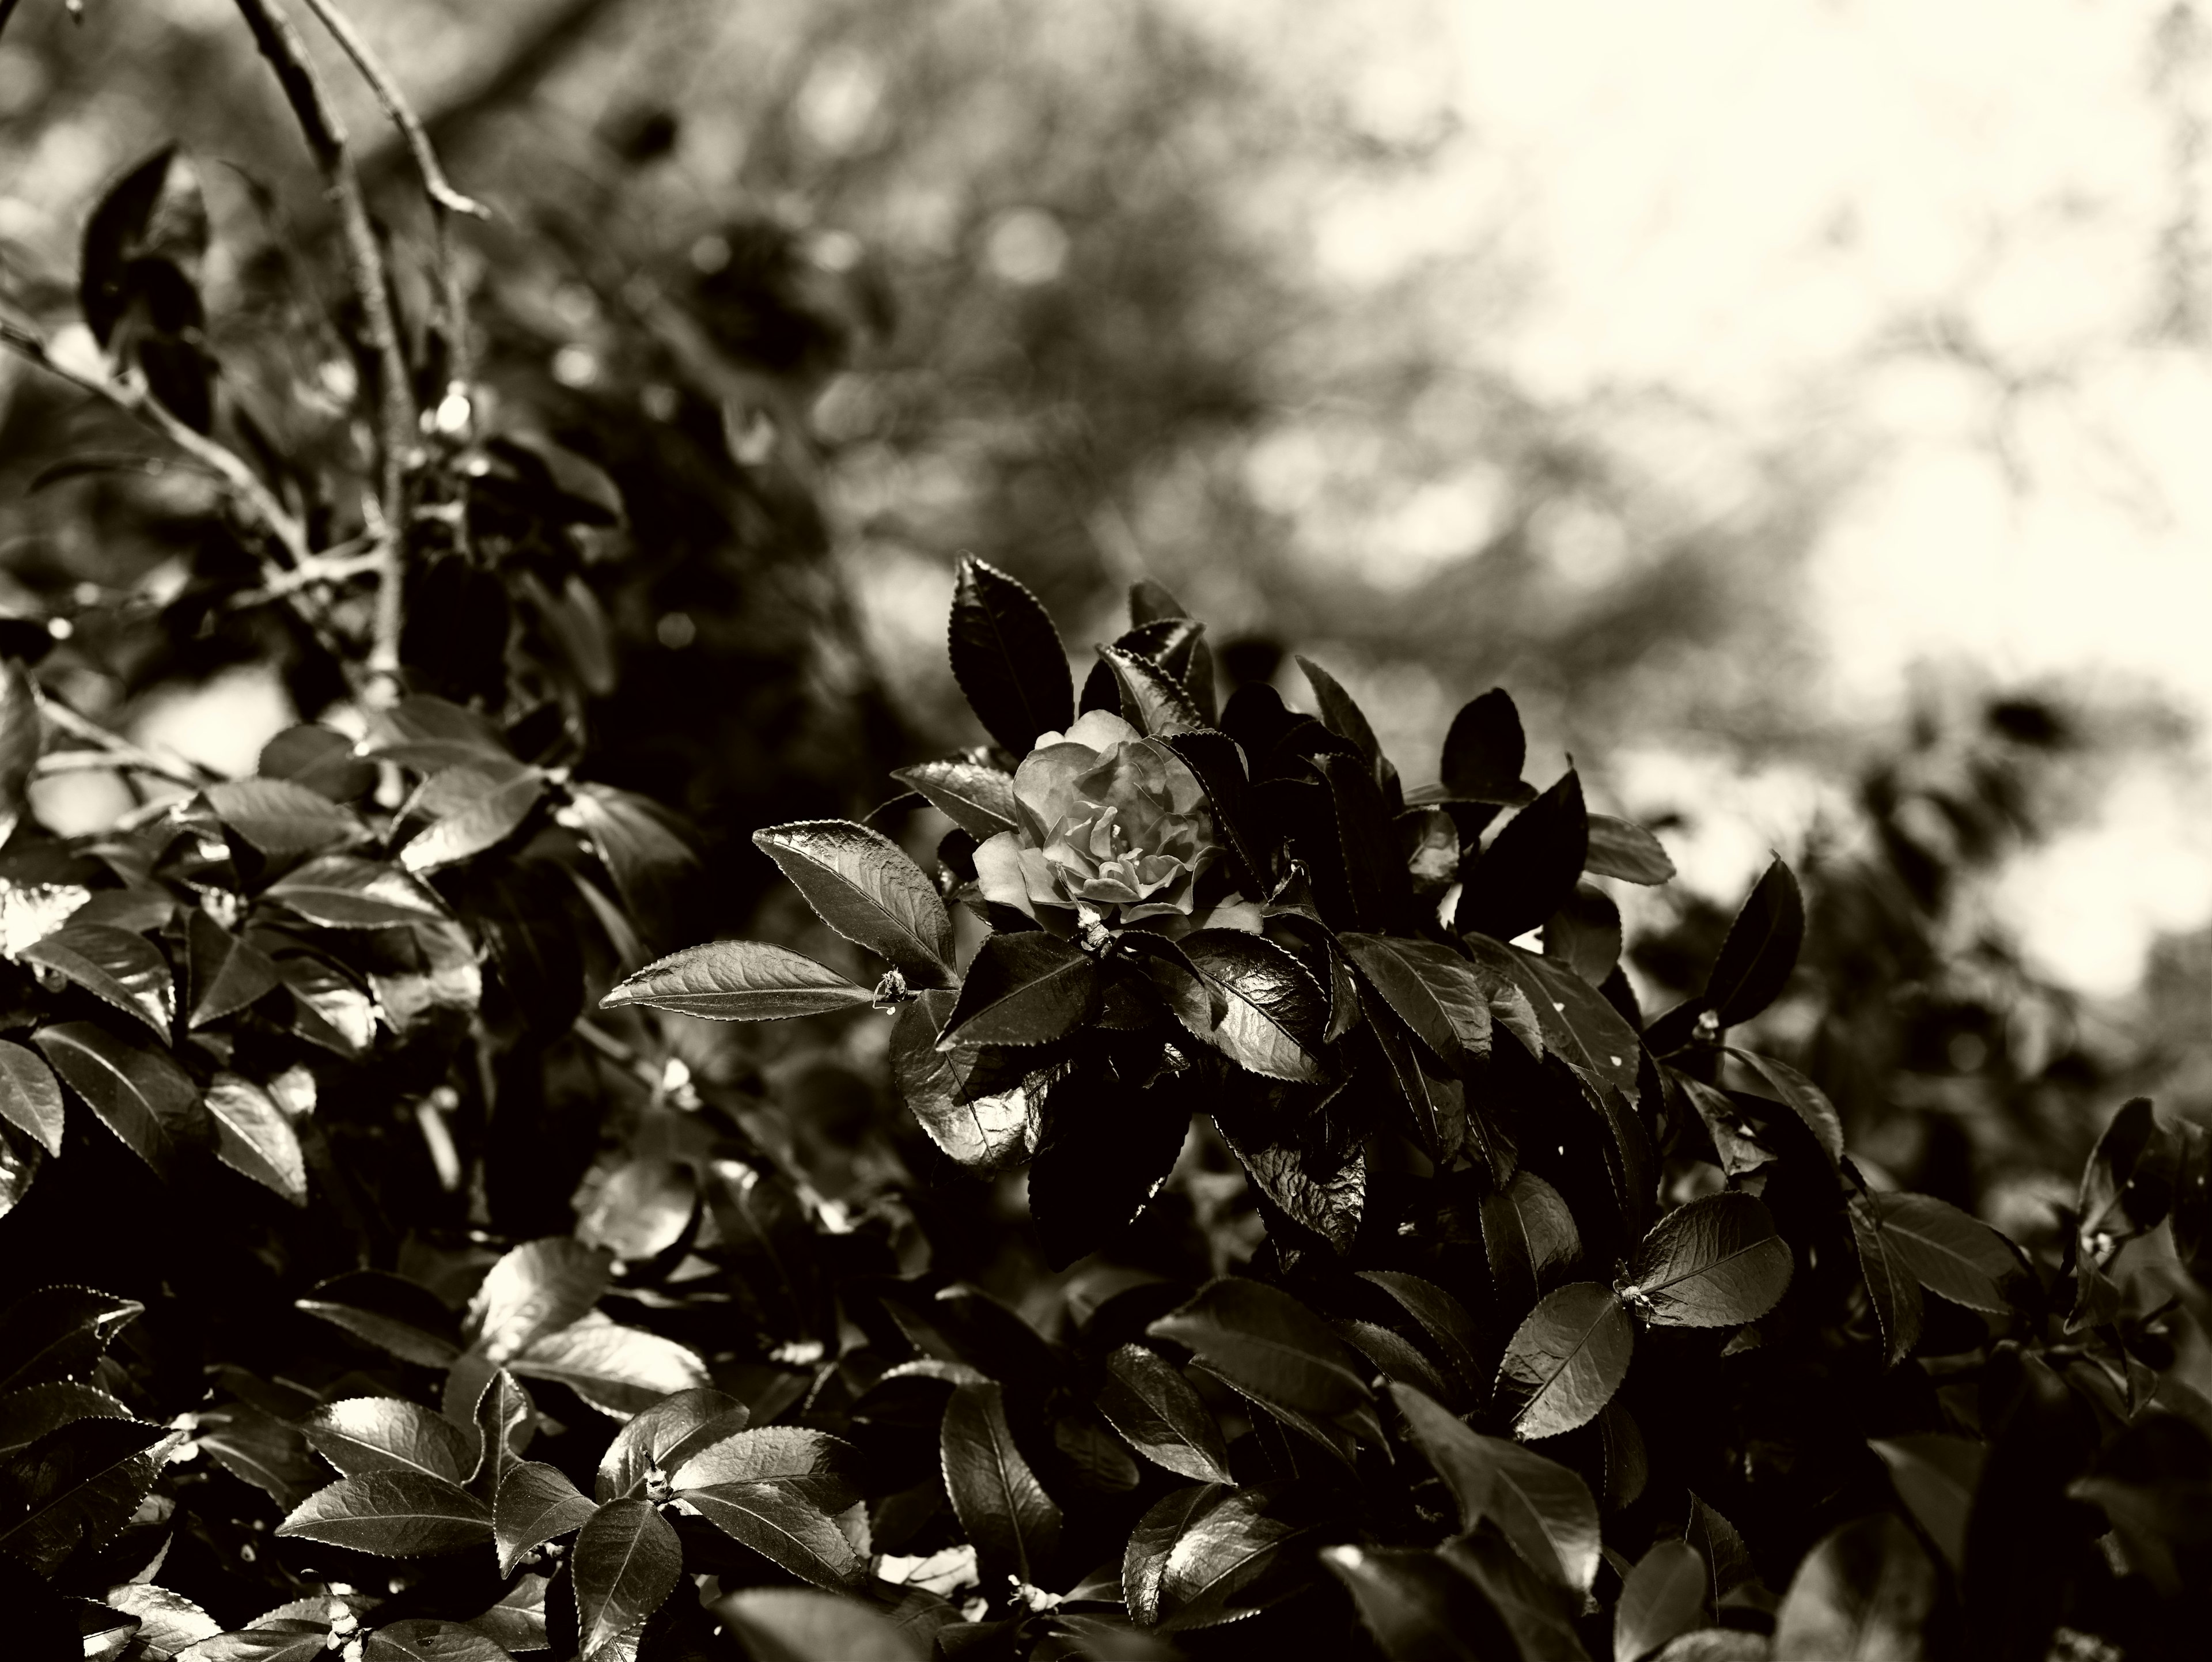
975, 710, 1247, 933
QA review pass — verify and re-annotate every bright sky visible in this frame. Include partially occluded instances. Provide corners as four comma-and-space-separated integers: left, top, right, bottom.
1219, 0, 2212, 997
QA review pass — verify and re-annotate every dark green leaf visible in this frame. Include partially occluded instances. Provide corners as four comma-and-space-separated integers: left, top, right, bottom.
271, 955, 373, 1056
754, 820, 956, 987
1438, 1528, 1593, 1662
1683, 1493, 1760, 1607
1123, 1484, 1218, 1626
1622, 1193, 1793, 1328
1869, 1436, 1984, 1573
596, 1388, 749, 1503
259, 723, 376, 800
892, 759, 1018, 839
360, 696, 510, 772
196, 1400, 322, 1509
1097, 1345, 1232, 1485
942, 1380, 1060, 1585
1672, 1073, 1772, 1179
0, 1287, 143, 1393
175, 1620, 331, 1661
398, 762, 548, 875
888, 990, 1035, 1172
79, 146, 199, 344
1313, 749, 1412, 930
1149, 1278, 1374, 1421
1389, 1383, 1601, 1591
1482, 1169, 1582, 1312
1323, 1544, 1520, 1661
302, 1398, 474, 1483
1495, 1281, 1634, 1440
0, 1038, 63, 1157
1294, 655, 1385, 771
600, 940, 875, 1021
949, 555, 1073, 754
510, 1321, 710, 1418
1726, 1049, 1843, 1167
0, 1415, 178, 1576
1869, 1192, 2019, 1315
204, 1072, 306, 1205
1163, 729, 1270, 894
262, 857, 448, 929
275, 1471, 493, 1557
668, 1425, 855, 1494
1099, 645, 1208, 737
1358, 1273, 1486, 1408
1457, 769, 1587, 944
295, 1271, 461, 1369
572, 1496, 681, 1653
1615, 1540, 1708, 1662
1177, 929, 1328, 1082
202, 779, 363, 858
1847, 1191, 1923, 1369
1221, 1122, 1367, 1254
22, 924, 173, 1038
1440, 690, 1531, 804
0, 1381, 128, 1456
676, 1429, 863, 1591
461, 1576, 548, 1656
939, 932, 1098, 1048
2077, 1096, 2175, 1255
1363, 1014, 1465, 1163
1584, 816, 1675, 885
566, 784, 698, 930
1545, 884, 1622, 986
1771, 1515, 1935, 1661
1339, 934, 1488, 1070
1704, 859, 1803, 1029
0, 660, 39, 848
359, 1619, 513, 1662
35, 1021, 201, 1180
463, 1368, 533, 1503
1029, 1066, 1192, 1268
0, 1123, 36, 1223
1155, 1481, 1326, 1631
707, 1588, 928, 1662
184, 911, 281, 1028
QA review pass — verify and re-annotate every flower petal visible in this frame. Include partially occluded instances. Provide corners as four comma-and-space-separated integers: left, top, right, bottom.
974, 831, 1039, 919
1063, 709, 1142, 751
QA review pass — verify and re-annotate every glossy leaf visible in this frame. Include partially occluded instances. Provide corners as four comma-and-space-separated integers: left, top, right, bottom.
1363, 1013, 1466, 1164
1495, 1282, 1635, 1440
1178, 929, 1328, 1082
198, 1401, 323, 1509
184, 911, 281, 1028
302, 1398, 474, 1483
509, 1319, 709, 1418
259, 722, 376, 800
399, 761, 547, 874
0, 1286, 143, 1392
1683, 1493, 1760, 1607
0, 1381, 128, 1456
1389, 1384, 1601, 1592
1339, 934, 1487, 1069
104, 1583, 221, 1657
467, 1237, 612, 1364
35, 1021, 201, 1180
2077, 1096, 2175, 1253
753, 820, 955, 986
709, 1588, 927, 1662
295, 1271, 461, 1369
1846, 1191, 1923, 1369
668, 1425, 855, 1494
203, 779, 363, 858
0, 1038, 63, 1157
888, 990, 1035, 1171
1457, 768, 1588, 944
601, 939, 874, 1021
1616, 1540, 1709, 1662
677, 1428, 865, 1592
1623, 1193, 1793, 1328
1439, 1528, 1593, 1662
1584, 815, 1676, 885
1704, 858, 1803, 1029
203, 1072, 307, 1205
1870, 1435, 1984, 1574
1124, 1484, 1218, 1626
1482, 1169, 1583, 1312
892, 758, 1018, 839
572, 1497, 681, 1653
596, 1388, 749, 1502
948, 555, 1074, 756
262, 857, 447, 929
1359, 1272, 1487, 1408
276, 1471, 493, 1557
360, 1621, 512, 1662
22, 923, 173, 1038
1097, 1345, 1233, 1485
1100, 645, 1209, 736
463, 1368, 533, 1503
1869, 1192, 2019, 1315
942, 1379, 1060, 1584
0, 1414, 177, 1575
1149, 1277, 1374, 1420
1323, 1544, 1520, 1661
1771, 1515, 1936, 1661
1727, 1048, 1844, 1167
938, 931, 1099, 1048
1155, 1481, 1326, 1630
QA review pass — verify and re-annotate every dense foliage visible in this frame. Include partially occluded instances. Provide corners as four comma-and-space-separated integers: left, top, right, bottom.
1, 6, 2209, 1662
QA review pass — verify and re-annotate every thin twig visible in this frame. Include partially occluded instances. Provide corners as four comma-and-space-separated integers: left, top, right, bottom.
231, 0, 416, 700
0, 318, 310, 569
36, 698, 213, 790
224, 543, 380, 611
294, 0, 489, 221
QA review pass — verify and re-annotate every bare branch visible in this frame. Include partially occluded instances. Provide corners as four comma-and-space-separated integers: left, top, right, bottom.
296, 0, 490, 221
36, 698, 213, 792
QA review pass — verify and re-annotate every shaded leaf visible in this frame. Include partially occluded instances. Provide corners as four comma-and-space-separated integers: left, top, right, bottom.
1704, 859, 1803, 1030
1358, 1273, 1486, 1409
888, 990, 1035, 1172
275, 1472, 493, 1557
302, 1399, 474, 1483
1100, 645, 1209, 737
2077, 1096, 2175, 1255
1440, 690, 1531, 804
1771, 1515, 1934, 1661
754, 821, 955, 987
942, 1379, 1060, 1586
1339, 934, 1487, 1070
1438, 1528, 1593, 1662
1148, 1278, 1373, 1421
600, 940, 874, 1021
1846, 1192, 1923, 1370
949, 556, 1074, 756
1097, 1346, 1232, 1485
184, 911, 281, 1029
1124, 1484, 1218, 1626
1546, 884, 1623, 986
35, 1021, 201, 1180
1869, 1436, 1984, 1574
0, 1122, 37, 1224
1622, 1194, 1793, 1329
1726, 1050, 1844, 1168
0, 1038, 63, 1157
22, 924, 173, 1038
0, 660, 39, 849
940, 932, 1099, 1048
399, 762, 548, 875
1616, 1541, 1709, 1662
573, 1497, 681, 1653
1390, 1383, 1601, 1591
1869, 1193, 2019, 1315
259, 724, 375, 800
1156, 1481, 1327, 1631
359, 1620, 513, 1662
1457, 769, 1588, 944
262, 858, 447, 930
1584, 816, 1676, 885
197, 1401, 321, 1509
1323, 1544, 1520, 1661
1482, 1169, 1583, 1313
1495, 1282, 1634, 1440
0, 1287, 143, 1392
203, 1072, 306, 1205
0, 1415, 176, 1575
0, 1381, 128, 1457
1178, 930, 1328, 1082
708, 1588, 927, 1662
1683, 1494, 1760, 1608
295, 1271, 461, 1370
1029, 1066, 1192, 1268
202, 780, 363, 859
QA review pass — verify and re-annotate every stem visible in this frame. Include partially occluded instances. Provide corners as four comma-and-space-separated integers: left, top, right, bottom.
0, 319, 310, 569
231, 0, 416, 701
294, 0, 490, 222
36, 697, 213, 790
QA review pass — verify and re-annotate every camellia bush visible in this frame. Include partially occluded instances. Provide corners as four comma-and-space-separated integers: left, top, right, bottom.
2, 6, 2210, 1662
